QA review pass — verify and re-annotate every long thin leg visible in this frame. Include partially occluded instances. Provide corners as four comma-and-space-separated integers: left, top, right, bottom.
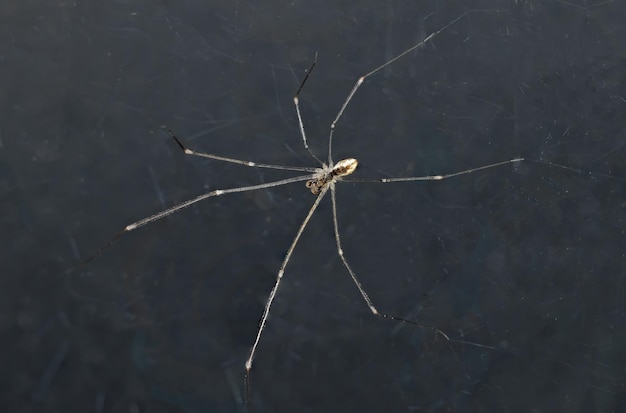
329, 183, 493, 350
164, 126, 319, 173
293, 53, 325, 166
81, 174, 317, 265
327, 12, 469, 164
525, 158, 625, 180
344, 158, 525, 183
244, 185, 330, 404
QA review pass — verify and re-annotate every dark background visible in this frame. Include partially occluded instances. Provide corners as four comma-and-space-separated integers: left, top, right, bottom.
1, 1, 625, 412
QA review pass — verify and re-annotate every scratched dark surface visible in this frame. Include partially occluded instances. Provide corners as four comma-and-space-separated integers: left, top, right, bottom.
1, 1, 625, 412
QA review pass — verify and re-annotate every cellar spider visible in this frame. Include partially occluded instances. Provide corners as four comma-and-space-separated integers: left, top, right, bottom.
81, 11, 574, 406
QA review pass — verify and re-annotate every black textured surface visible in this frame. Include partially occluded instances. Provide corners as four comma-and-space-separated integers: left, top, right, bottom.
2, 1, 625, 412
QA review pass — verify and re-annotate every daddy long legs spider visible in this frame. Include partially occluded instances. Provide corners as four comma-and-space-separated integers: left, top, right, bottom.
78, 10, 620, 409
